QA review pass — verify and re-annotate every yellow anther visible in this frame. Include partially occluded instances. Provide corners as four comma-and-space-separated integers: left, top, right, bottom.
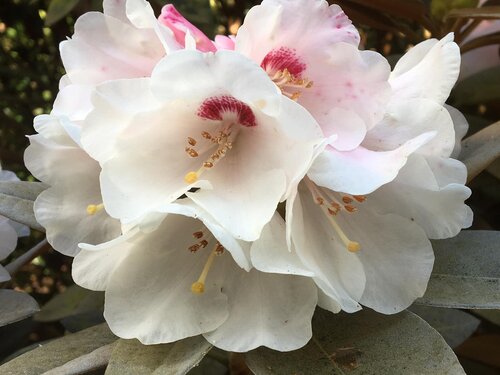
86, 203, 104, 215
191, 281, 205, 294
348, 242, 361, 253
184, 171, 199, 184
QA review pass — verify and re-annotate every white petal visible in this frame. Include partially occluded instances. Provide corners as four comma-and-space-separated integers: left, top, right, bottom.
334, 207, 434, 313
81, 77, 159, 162
51, 85, 93, 122
389, 33, 460, 105
204, 257, 317, 352
364, 98, 455, 158
151, 50, 281, 116
290, 185, 365, 312
369, 155, 472, 239
250, 212, 314, 277
60, 11, 164, 85
103, 215, 228, 344
308, 132, 436, 195
445, 105, 469, 158
73, 230, 137, 291
103, 0, 128, 22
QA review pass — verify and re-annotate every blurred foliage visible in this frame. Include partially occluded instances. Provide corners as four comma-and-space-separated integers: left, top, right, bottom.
0, 0, 499, 373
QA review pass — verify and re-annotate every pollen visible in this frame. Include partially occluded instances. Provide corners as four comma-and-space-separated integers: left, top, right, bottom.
184, 171, 199, 184
86, 203, 104, 215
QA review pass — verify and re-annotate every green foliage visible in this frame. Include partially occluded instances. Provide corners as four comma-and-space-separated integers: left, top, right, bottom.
0, 290, 39, 327
246, 308, 465, 374
417, 231, 500, 309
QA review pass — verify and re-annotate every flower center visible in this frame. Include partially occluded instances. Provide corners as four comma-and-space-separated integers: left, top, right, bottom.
304, 178, 364, 252
261, 47, 313, 101
183, 95, 256, 184
188, 229, 225, 294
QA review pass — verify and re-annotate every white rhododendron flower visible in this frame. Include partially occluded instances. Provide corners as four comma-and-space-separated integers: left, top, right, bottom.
0, 167, 29, 282
232, 0, 472, 313
25, 0, 474, 353
81, 49, 323, 241
73, 204, 317, 351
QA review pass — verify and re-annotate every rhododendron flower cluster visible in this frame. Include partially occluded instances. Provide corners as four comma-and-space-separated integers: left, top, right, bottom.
25, 0, 472, 352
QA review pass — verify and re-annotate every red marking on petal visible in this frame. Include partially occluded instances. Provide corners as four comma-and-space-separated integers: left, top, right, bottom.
198, 95, 256, 127
261, 47, 306, 77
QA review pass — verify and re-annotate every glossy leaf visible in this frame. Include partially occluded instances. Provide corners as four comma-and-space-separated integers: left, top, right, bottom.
0, 290, 39, 327
410, 305, 480, 348
246, 308, 465, 374
105, 336, 212, 375
417, 231, 500, 309
0, 193, 44, 232
35, 284, 104, 323
0, 323, 116, 375
0, 181, 46, 201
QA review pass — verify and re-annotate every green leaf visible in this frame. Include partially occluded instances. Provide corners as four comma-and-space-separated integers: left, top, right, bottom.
246, 308, 465, 374
417, 230, 500, 309
460, 121, 500, 181
0, 290, 39, 327
45, 0, 81, 26
0, 193, 44, 232
0, 181, 46, 201
105, 336, 212, 375
0, 323, 117, 375
35, 284, 104, 323
409, 305, 480, 348
451, 66, 500, 106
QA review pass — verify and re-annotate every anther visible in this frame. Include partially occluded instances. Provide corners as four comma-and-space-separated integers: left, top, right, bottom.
193, 231, 204, 239
189, 244, 200, 253
185, 148, 199, 158
353, 195, 366, 203
86, 203, 104, 215
200, 240, 208, 248
342, 196, 353, 204
344, 205, 357, 213
187, 137, 197, 146
203, 162, 214, 168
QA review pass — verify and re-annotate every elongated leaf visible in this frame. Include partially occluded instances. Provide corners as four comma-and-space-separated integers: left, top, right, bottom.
45, 0, 81, 26
0, 181, 46, 201
460, 121, 500, 181
35, 284, 104, 323
417, 231, 500, 309
0, 290, 39, 327
410, 305, 480, 348
246, 308, 464, 374
445, 6, 500, 19
0, 323, 116, 375
105, 336, 212, 375
43, 343, 115, 375
0, 193, 44, 232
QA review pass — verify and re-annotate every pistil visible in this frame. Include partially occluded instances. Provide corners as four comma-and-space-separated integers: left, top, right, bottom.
191, 242, 224, 294
86, 203, 104, 215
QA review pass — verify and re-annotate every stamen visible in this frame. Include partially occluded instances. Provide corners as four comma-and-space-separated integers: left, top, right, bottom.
184, 129, 233, 184
304, 178, 361, 253
269, 68, 313, 101
193, 231, 204, 239
86, 203, 104, 215
191, 242, 222, 294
